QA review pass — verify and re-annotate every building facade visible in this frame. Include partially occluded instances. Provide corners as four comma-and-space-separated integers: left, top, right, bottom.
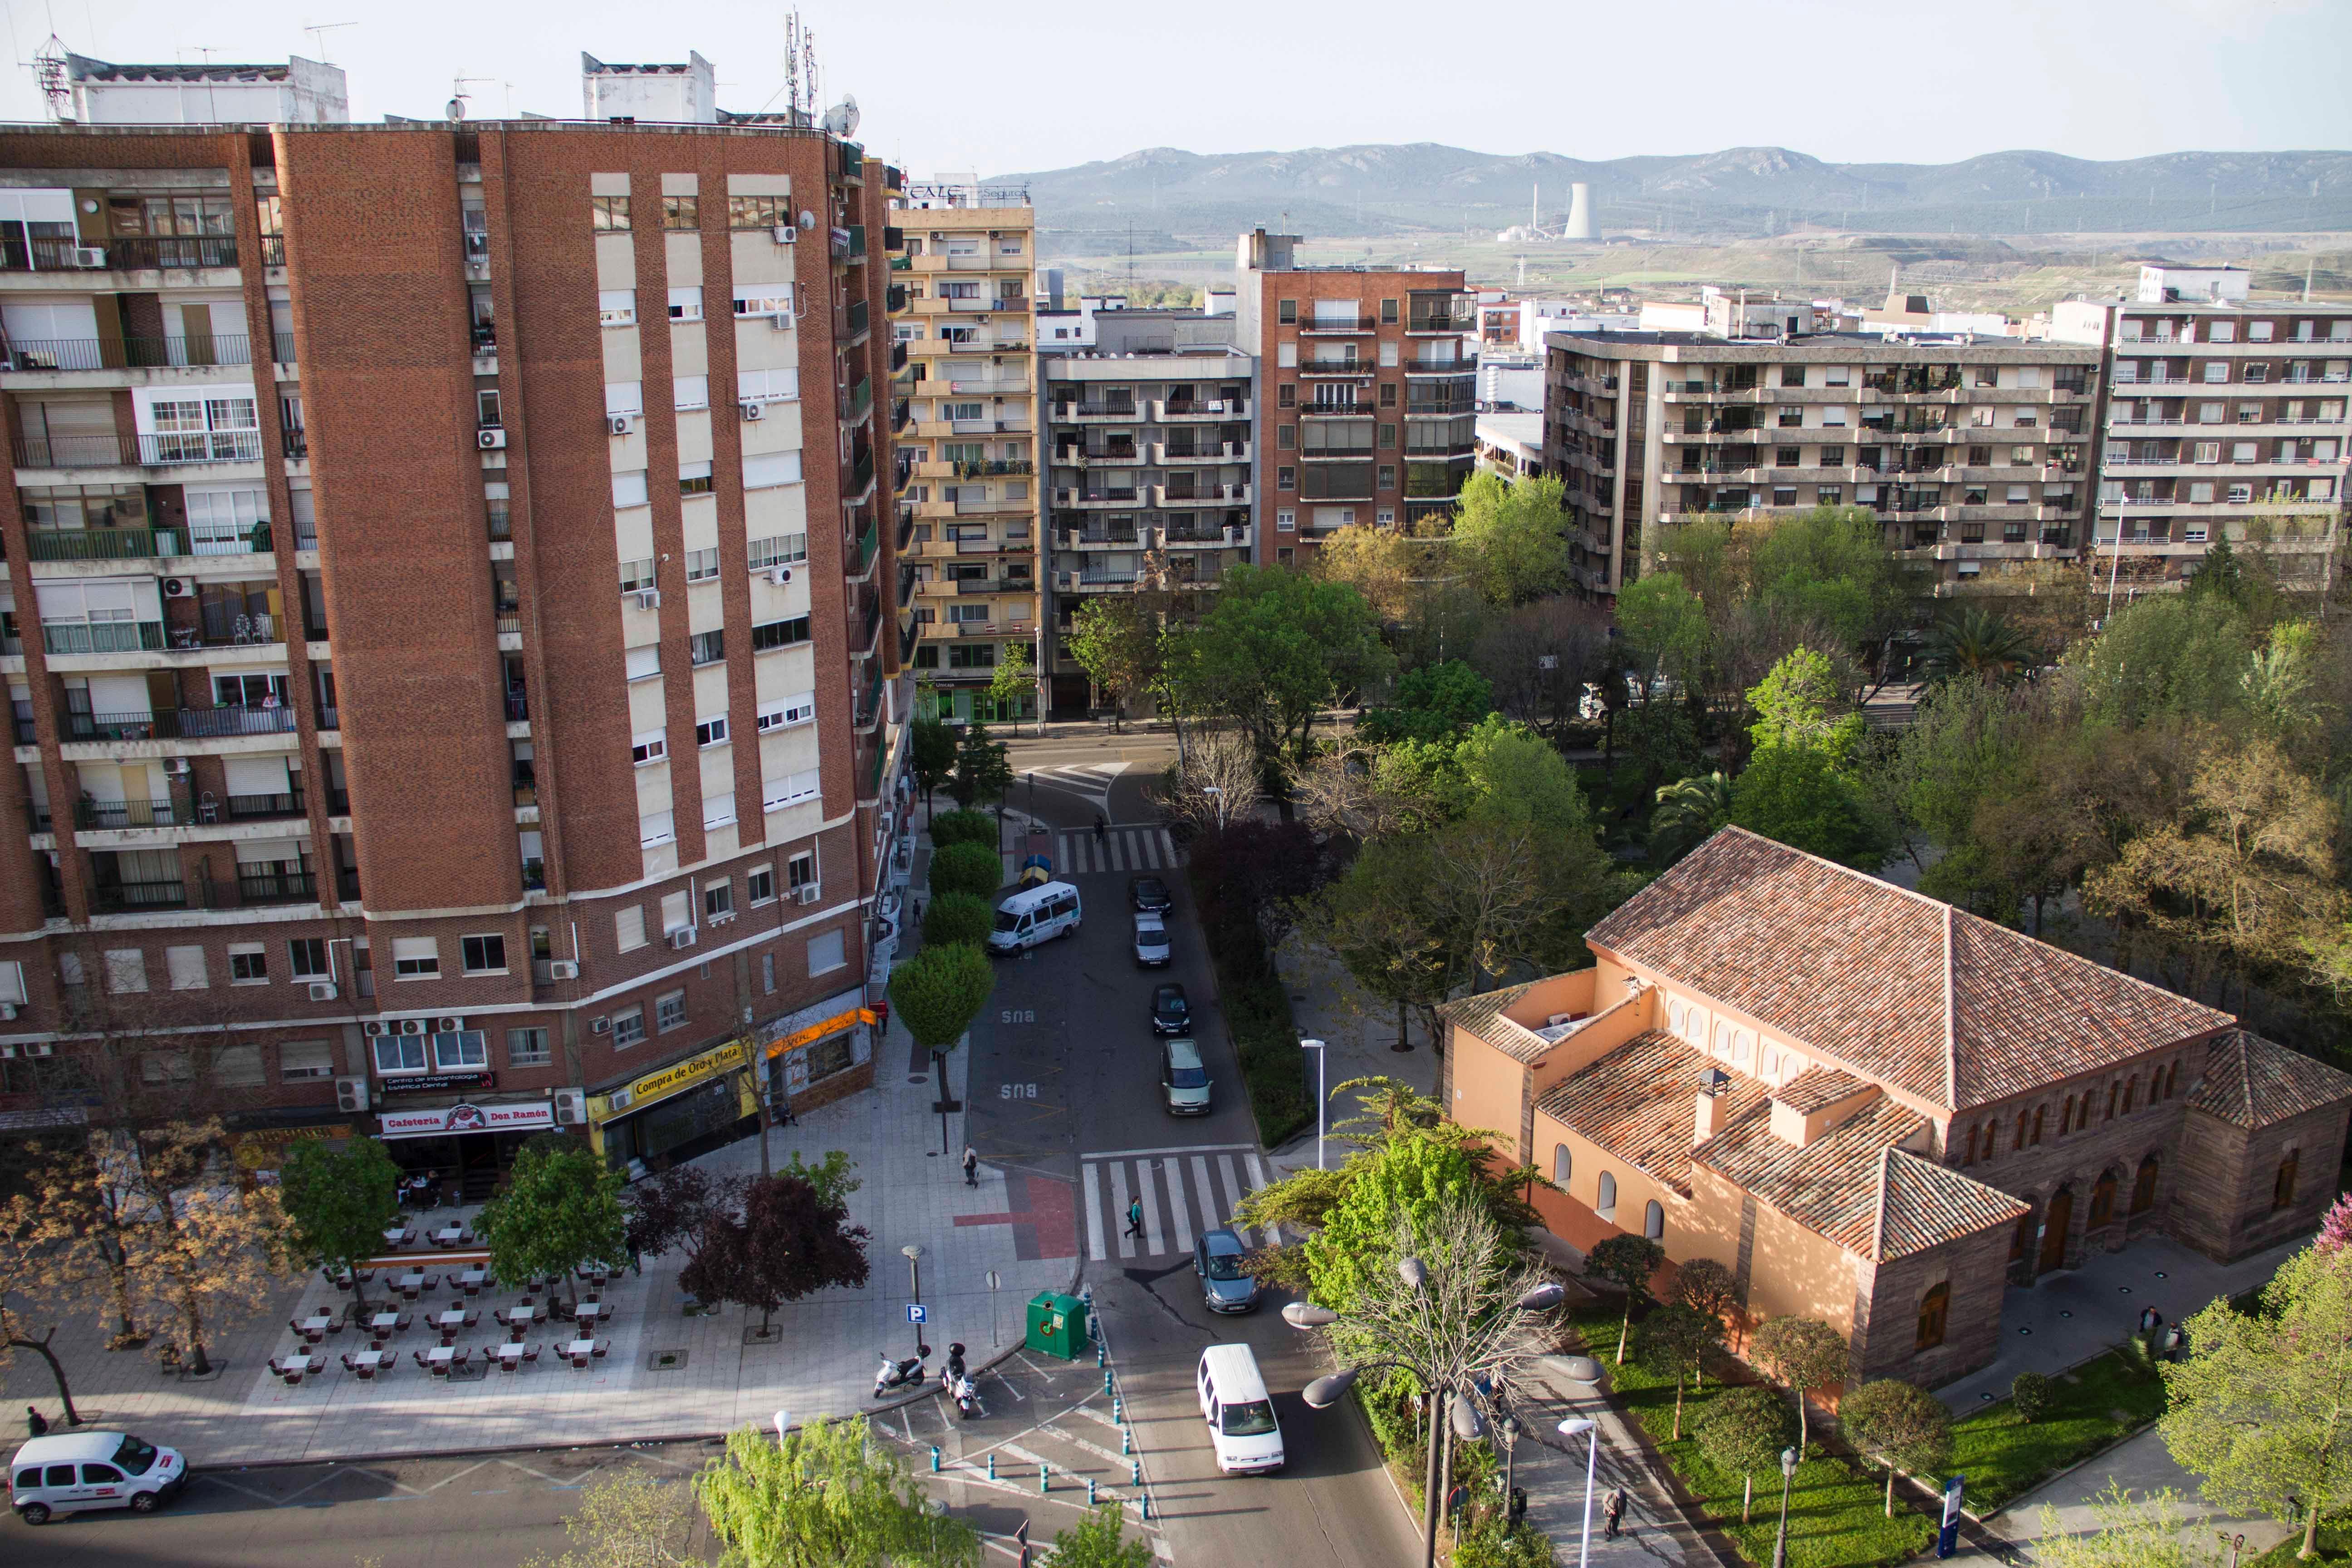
883, 186, 1038, 722
1039, 307, 1254, 719
1231, 229, 1476, 563
0, 76, 910, 1183
1442, 829, 2352, 1389
2052, 265, 2349, 596
1543, 328, 2103, 598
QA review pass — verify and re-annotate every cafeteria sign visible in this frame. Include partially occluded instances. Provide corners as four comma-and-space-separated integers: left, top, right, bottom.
379, 1101, 555, 1140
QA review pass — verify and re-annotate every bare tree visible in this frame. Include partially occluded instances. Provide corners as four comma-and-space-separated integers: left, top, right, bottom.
1154, 727, 1260, 833
1471, 598, 1613, 738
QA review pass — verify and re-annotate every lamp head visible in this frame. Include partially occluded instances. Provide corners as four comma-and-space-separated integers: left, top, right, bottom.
1396, 1257, 1428, 1291
1282, 1301, 1339, 1331
1303, 1368, 1359, 1408
1515, 1281, 1565, 1313
900, 1244, 923, 1262
1780, 1446, 1799, 1477
1540, 1353, 1604, 1387
1448, 1393, 1485, 1441
1556, 1417, 1595, 1438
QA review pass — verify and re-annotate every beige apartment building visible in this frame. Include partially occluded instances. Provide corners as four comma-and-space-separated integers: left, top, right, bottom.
885, 188, 1039, 721
1545, 323, 2102, 599
2052, 265, 2349, 596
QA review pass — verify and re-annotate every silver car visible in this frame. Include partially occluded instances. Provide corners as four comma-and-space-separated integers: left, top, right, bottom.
1194, 1228, 1259, 1313
1133, 912, 1170, 967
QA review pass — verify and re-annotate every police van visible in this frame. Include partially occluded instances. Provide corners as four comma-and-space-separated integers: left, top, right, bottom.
986, 882, 1083, 953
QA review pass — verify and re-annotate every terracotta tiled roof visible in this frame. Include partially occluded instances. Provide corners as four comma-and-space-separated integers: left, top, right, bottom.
1873, 1149, 2030, 1262
1534, 1030, 1772, 1195
2189, 1030, 2352, 1130
1439, 982, 1544, 1063
1585, 828, 2233, 1111
1771, 1066, 1872, 1114
1691, 1095, 1924, 1254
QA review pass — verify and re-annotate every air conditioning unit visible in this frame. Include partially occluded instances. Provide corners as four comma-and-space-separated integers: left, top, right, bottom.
308, 981, 339, 1003
162, 756, 191, 777
73, 246, 108, 268
773, 224, 798, 245
434, 1015, 465, 1033
335, 1075, 370, 1113
553, 1087, 587, 1125
608, 414, 633, 436
361, 1020, 389, 1039
477, 427, 508, 450
740, 400, 765, 421
632, 588, 661, 611
590, 1015, 610, 1035
162, 577, 195, 598
397, 1018, 426, 1036
797, 884, 822, 906
767, 565, 793, 586
769, 314, 792, 332
547, 959, 579, 981
667, 926, 697, 950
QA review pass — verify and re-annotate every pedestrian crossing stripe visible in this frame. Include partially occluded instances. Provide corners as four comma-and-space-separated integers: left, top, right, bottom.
996, 827, 1180, 881
1083, 1147, 1281, 1262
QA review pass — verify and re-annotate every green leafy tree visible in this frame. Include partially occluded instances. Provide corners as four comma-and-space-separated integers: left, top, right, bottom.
1043, 1504, 1152, 1568
476, 1140, 627, 1313
278, 1137, 401, 1311
921, 891, 994, 950
1650, 772, 1734, 868
1616, 699, 1708, 804
1583, 1233, 1665, 1364
1065, 595, 1163, 728
1635, 1300, 1722, 1438
1310, 833, 1451, 1053
1673, 1257, 1742, 1383
1748, 1315, 1849, 1457
926, 810, 999, 851
2010, 1369, 2052, 1421
949, 721, 1014, 811
910, 714, 958, 818
1357, 660, 1496, 747
2075, 592, 2252, 731
1746, 646, 1865, 763
2162, 1240, 2352, 1561
1695, 1385, 1795, 1522
927, 841, 1004, 901
887, 942, 996, 1144
2030, 1484, 2224, 1568
1730, 744, 1895, 870
694, 1419, 981, 1568
987, 642, 1039, 735
1742, 505, 1911, 671
516, 1467, 698, 1568
1449, 470, 1573, 604
1450, 1515, 1555, 1568
1161, 564, 1393, 766
1616, 571, 1712, 693
1840, 1377, 1952, 1516
1918, 606, 2038, 686
1281, 1125, 1544, 1316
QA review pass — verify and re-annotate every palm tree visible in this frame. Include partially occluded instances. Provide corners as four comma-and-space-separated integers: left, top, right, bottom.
1916, 606, 2037, 685
1649, 771, 1734, 867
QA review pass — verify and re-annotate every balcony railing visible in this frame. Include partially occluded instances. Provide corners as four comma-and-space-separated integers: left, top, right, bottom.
487, 506, 512, 540
62, 704, 297, 742
227, 871, 316, 906
74, 798, 181, 830
106, 236, 242, 271
196, 607, 279, 646
3, 334, 259, 372
849, 449, 876, 495
25, 525, 188, 561
93, 879, 187, 913
12, 431, 264, 468
1301, 314, 1374, 333
505, 690, 530, 723
225, 789, 305, 821
42, 621, 164, 656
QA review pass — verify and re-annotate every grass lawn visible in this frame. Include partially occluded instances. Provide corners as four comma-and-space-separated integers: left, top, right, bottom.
1946, 1348, 2170, 1514
1567, 1305, 1931, 1568
2249, 1522, 2352, 1564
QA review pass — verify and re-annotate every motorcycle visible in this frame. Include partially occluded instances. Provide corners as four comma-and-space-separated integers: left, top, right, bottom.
946, 1343, 982, 1419
874, 1348, 928, 1398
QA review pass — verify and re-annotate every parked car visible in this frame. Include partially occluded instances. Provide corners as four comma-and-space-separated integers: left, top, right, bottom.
1129, 874, 1173, 913
1132, 912, 1170, 967
1193, 1227, 1259, 1313
11, 1431, 186, 1524
1150, 982, 1191, 1036
1161, 1036, 1211, 1115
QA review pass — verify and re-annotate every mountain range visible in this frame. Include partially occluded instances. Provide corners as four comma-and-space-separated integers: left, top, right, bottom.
999, 142, 2352, 250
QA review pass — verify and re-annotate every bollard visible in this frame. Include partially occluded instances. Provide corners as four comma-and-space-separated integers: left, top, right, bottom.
1122, 1427, 1132, 1455
1097, 1342, 1106, 1368
987, 1453, 996, 1480
930, 1445, 941, 1473
1130, 1458, 1140, 1485
1112, 1396, 1122, 1421
1142, 1491, 1153, 1521
1103, 1368, 1113, 1393
1088, 1477, 1098, 1505
1039, 1462, 1049, 1494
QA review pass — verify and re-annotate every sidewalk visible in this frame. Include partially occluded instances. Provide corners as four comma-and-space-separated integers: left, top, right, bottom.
1940, 1425, 2288, 1564
1265, 936, 1440, 1172
1512, 1354, 1716, 1565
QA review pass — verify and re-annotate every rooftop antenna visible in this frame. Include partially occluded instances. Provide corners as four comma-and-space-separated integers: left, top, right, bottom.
447, 75, 490, 124
301, 22, 356, 63
31, 34, 69, 121
784, 10, 821, 127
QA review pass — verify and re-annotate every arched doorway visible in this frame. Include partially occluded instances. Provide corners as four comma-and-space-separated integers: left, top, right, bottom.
2131, 1155, 2159, 1215
2038, 1186, 2074, 1276
2089, 1169, 2120, 1229
2010, 1203, 2037, 1266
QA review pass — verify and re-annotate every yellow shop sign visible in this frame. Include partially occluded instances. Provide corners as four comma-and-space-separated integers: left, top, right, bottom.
593, 1039, 748, 1123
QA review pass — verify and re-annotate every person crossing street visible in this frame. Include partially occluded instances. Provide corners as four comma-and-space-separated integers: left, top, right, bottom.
1125, 1196, 1144, 1240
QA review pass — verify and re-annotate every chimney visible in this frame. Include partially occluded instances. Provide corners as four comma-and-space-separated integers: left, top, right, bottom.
1693, 1068, 1730, 1147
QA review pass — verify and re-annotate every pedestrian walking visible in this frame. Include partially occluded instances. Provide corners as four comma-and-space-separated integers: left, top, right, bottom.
1093, 813, 1107, 845
1125, 1196, 1144, 1240
962, 1145, 980, 1187
24, 1406, 48, 1438
1603, 1485, 1628, 1539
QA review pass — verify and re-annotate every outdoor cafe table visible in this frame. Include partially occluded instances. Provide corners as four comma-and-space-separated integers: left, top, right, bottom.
572, 1302, 610, 1326
496, 1305, 540, 1333
296, 1313, 333, 1340
367, 1311, 402, 1337
390, 1271, 428, 1294
423, 1345, 458, 1374
381, 1226, 416, 1248
562, 1338, 597, 1367
350, 1349, 388, 1377
431, 1225, 468, 1248
488, 1342, 528, 1369
453, 1267, 489, 1293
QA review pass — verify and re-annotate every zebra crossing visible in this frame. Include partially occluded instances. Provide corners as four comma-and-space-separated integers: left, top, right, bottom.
1021, 761, 1132, 810
1081, 1142, 1282, 1263
1056, 826, 1180, 875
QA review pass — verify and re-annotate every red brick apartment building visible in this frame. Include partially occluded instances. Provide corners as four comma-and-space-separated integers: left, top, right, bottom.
0, 91, 913, 1181
1231, 228, 1477, 563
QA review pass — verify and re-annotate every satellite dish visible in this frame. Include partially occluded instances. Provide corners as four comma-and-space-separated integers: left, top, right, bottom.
799, 210, 818, 231
446, 97, 466, 123
823, 95, 859, 138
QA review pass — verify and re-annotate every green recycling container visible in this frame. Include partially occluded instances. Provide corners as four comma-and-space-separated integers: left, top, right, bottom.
1024, 1291, 1091, 1359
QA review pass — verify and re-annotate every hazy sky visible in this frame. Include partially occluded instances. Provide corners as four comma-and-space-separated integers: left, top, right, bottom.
5, 0, 2347, 176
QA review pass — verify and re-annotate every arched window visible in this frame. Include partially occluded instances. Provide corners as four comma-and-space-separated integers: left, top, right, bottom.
1644, 1199, 1665, 1241
1916, 1282, 1950, 1351
1553, 1143, 1572, 1188
2009, 1204, 2036, 1262
2106, 1081, 2120, 1119
2165, 1060, 2180, 1099
2274, 1148, 2301, 1212
2089, 1169, 2119, 1227
2123, 1076, 2138, 1113
2014, 1110, 2029, 1150
2131, 1154, 2159, 1215
2030, 1105, 2045, 1146
1962, 1124, 1978, 1166
2060, 1094, 2075, 1136
1596, 1171, 1618, 1222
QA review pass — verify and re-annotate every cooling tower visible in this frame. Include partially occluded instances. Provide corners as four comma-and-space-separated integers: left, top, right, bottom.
1563, 182, 1596, 240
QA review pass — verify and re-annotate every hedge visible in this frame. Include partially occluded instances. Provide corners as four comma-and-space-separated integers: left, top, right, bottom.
929, 840, 1004, 900
928, 810, 1000, 851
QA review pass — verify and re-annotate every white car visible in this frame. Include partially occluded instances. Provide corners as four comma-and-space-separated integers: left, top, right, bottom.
1132, 913, 1170, 967
11, 1431, 187, 1524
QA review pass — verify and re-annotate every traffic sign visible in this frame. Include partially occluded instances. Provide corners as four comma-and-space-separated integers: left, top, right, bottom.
907, 1303, 929, 1324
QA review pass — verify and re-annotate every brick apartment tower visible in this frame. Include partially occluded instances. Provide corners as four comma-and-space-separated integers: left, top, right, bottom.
0, 74, 912, 1178
883, 187, 1040, 720
1230, 228, 1476, 563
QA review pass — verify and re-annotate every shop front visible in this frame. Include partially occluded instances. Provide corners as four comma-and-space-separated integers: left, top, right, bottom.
757, 989, 877, 1119
588, 1039, 759, 1176
376, 1099, 556, 1199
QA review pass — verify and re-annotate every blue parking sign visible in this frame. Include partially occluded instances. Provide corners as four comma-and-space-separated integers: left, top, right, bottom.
907, 1303, 929, 1324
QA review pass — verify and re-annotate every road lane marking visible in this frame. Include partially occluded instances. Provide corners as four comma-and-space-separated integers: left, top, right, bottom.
1109, 1163, 1136, 1260
1191, 1155, 1218, 1229
1080, 1141, 1256, 1160
1083, 1161, 1107, 1262
1217, 1154, 1250, 1245
1136, 1158, 1165, 1255
1161, 1157, 1194, 1254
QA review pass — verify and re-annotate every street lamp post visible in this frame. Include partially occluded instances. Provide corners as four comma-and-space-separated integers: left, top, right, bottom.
1771, 1445, 1798, 1568
1299, 1037, 1328, 1170
1556, 1418, 1599, 1568
1201, 784, 1224, 831
902, 1245, 926, 1361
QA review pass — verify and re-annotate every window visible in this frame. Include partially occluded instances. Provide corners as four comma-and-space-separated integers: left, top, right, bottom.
788, 851, 818, 891
392, 937, 439, 979
281, 937, 327, 980
1643, 1199, 1665, 1242
1380, 298, 1399, 324
611, 1006, 646, 1048
690, 630, 724, 666
431, 1030, 488, 1071
663, 194, 699, 230
591, 195, 630, 231
1782, 365, 1806, 387
1277, 384, 1296, 409
748, 534, 808, 569
619, 558, 657, 595
507, 1027, 551, 1067
1915, 1283, 1949, 1351
229, 946, 268, 984
208, 1043, 264, 1088
1552, 1143, 1572, 1186
1278, 299, 1297, 324
765, 771, 822, 812
703, 791, 736, 828
697, 715, 729, 748
140, 1051, 191, 1086
616, 906, 647, 952
705, 882, 734, 921
280, 1040, 334, 1080
2274, 1147, 2300, 1210
105, 948, 148, 994
752, 616, 811, 652
674, 377, 709, 413
1595, 1171, 1617, 1222
758, 692, 816, 731
461, 934, 507, 974
747, 866, 775, 905
2030, 1104, 2045, 1145
613, 470, 650, 509
1277, 425, 1296, 451
656, 990, 687, 1033
598, 289, 635, 327
166, 945, 208, 991
1277, 466, 1295, 490
667, 287, 703, 322
1276, 510, 1295, 532
761, 952, 777, 994
632, 731, 668, 766
2106, 1080, 2119, 1118
808, 928, 847, 975
729, 194, 786, 229
373, 1034, 426, 1074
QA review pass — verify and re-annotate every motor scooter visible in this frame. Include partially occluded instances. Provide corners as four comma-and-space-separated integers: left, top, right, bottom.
946, 1343, 982, 1418
874, 1347, 927, 1398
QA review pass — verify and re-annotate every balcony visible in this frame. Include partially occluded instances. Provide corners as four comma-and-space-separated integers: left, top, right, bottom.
1152, 398, 1247, 421
846, 299, 870, 342
505, 690, 530, 723
13, 430, 264, 469
221, 870, 316, 906
1403, 359, 1473, 377
93, 879, 187, 913
74, 798, 181, 830
1060, 490, 1142, 510
1057, 401, 1140, 423
42, 621, 164, 656
1300, 314, 1374, 335
2, 334, 263, 373
848, 449, 876, 496
1155, 441, 1250, 464
1065, 528, 1140, 548
1298, 359, 1375, 377
106, 236, 242, 271
24, 525, 190, 561
946, 336, 1025, 354
63, 704, 298, 742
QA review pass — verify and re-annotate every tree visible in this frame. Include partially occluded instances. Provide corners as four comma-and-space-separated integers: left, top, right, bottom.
2030, 1484, 2222, 1568
1066, 592, 1162, 727
1673, 1257, 1742, 1376
278, 1137, 401, 1312
888, 942, 996, 1152
910, 714, 958, 818
927, 841, 1004, 901
107, 1118, 289, 1377
1840, 1377, 1952, 1516
949, 720, 1014, 812
987, 642, 1039, 735
925, 810, 999, 852
1740, 505, 1912, 676
2076, 592, 2251, 732
1470, 598, 1612, 740
2010, 1371, 2051, 1421
2162, 1240, 2352, 1560
1583, 1234, 1664, 1364
1695, 1385, 1796, 1522
1748, 1315, 1849, 1458
1310, 834, 1451, 1053
6, 1136, 145, 1349
922, 892, 994, 950
1043, 1504, 1153, 1568
1158, 727, 1259, 834
1650, 772, 1734, 868
1289, 1128, 1547, 1318
1730, 744, 1894, 871
1635, 1301, 1722, 1438
516, 1467, 699, 1568
623, 1164, 744, 1266
476, 1139, 627, 1314
1918, 606, 2038, 686
0, 1187, 94, 1423
1449, 470, 1573, 604
694, 1418, 981, 1568
1357, 661, 1495, 747
1161, 565, 1393, 767
681, 1171, 872, 1338
1616, 571, 1712, 694
1746, 646, 1865, 763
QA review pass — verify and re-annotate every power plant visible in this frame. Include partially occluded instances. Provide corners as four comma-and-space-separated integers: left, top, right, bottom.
1494, 180, 1598, 243
1564, 181, 1595, 240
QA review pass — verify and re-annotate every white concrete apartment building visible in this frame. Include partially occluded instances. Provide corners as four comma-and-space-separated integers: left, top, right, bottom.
2052, 265, 2349, 594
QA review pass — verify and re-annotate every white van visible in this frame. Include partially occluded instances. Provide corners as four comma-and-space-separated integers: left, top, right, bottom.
1196, 1344, 1284, 1474
11, 1430, 187, 1524
987, 882, 1082, 953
